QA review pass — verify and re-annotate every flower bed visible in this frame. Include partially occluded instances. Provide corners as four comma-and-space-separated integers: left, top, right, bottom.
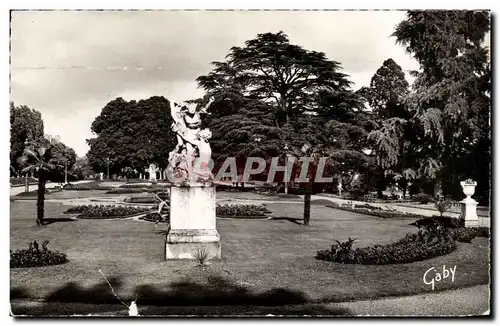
120, 184, 150, 189
63, 205, 151, 219
11, 241, 68, 268
326, 203, 427, 220
316, 223, 457, 265
107, 188, 147, 194
216, 204, 271, 218
63, 181, 112, 191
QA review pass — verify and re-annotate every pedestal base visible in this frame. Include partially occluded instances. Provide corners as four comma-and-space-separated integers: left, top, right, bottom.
459, 198, 479, 228
166, 229, 221, 259
165, 184, 220, 260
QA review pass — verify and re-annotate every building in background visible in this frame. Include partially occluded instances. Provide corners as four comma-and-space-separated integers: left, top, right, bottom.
44, 134, 61, 144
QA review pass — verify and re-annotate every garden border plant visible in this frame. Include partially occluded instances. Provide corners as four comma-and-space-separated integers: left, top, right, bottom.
316, 223, 457, 265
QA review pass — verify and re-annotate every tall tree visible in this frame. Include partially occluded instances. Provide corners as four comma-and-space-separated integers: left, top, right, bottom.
87, 96, 176, 174
197, 32, 373, 180
197, 31, 352, 126
363, 59, 415, 198
197, 32, 376, 223
10, 102, 45, 175
392, 10, 491, 202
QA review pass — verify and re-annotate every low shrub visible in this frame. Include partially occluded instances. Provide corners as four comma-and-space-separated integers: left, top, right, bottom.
411, 217, 489, 243
11, 240, 68, 268
64, 205, 150, 219
435, 199, 453, 216
216, 204, 271, 218
413, 193, 434, 204
316, 223, 457, 265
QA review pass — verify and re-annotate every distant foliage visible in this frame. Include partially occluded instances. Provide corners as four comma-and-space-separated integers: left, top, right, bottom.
11, 240, 68, 268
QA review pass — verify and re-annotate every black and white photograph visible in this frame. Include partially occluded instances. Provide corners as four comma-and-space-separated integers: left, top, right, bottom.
8, 8, 491, 317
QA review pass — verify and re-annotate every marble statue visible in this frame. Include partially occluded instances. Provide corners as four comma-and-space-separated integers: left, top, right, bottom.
168, 97, 214, 183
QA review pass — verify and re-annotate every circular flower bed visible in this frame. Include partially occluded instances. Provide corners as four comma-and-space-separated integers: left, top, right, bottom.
11, 241, 68, 268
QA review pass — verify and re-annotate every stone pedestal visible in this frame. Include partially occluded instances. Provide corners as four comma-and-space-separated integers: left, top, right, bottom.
460, 197, 479, 227
166, 183, 221, 259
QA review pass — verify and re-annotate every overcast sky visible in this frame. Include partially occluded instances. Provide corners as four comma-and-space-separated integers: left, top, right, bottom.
10, 10, 419, 156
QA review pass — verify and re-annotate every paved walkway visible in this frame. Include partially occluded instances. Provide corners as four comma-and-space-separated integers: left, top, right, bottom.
310, 194, 491, 227
10, 284, 489, 316
10, 180, 94, 197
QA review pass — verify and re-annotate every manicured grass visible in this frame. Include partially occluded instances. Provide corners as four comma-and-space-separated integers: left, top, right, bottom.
10, 193, 490, 310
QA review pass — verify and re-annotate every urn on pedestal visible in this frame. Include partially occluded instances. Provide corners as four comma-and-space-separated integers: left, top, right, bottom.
459, 179, 479, 227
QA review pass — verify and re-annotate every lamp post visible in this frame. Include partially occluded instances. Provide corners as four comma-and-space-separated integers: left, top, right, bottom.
106, 157, 110, 180
284, 144, 289, 194
64, 159, 68, 185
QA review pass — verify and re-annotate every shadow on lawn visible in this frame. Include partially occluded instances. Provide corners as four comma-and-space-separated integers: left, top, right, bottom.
271, 217, 304, 225
41, 218, 77, 225
11, 275, 351, 316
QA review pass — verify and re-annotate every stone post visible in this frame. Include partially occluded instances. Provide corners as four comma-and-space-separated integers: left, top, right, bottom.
99, 172, 104, 181
459, 179, 479, 227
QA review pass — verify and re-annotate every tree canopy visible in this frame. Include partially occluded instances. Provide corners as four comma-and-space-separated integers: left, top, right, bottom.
10, 102, 44, 174
370, 10, 491, 202
86, 96, 176, 174
196, 32, 375, 185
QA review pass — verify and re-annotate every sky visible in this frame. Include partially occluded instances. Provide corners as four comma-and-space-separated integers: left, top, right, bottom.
10, 10, 420, 157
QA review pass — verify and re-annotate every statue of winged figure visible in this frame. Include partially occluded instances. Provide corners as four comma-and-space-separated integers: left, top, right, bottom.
168, 97, 214, 183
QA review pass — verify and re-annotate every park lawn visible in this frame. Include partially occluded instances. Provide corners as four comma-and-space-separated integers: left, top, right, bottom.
10, 196, 490, 309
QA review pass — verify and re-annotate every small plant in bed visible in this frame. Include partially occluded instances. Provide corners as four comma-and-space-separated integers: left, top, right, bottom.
64, 205, 150, 219
216, 204, 271, 218
11, 240, 68, 268
316, 223, 457, 265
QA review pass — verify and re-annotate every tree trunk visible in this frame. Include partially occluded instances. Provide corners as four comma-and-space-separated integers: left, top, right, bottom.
25, 173, 29, 193
36, 175, 46, 226
303, 182, 311, 226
